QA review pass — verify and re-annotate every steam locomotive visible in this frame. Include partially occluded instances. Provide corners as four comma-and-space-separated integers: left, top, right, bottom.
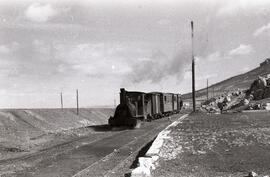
108, 88, 183, 127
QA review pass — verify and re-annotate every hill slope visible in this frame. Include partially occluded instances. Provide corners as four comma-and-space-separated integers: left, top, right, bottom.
182, 62, 270, 100
0, 108, 114, 155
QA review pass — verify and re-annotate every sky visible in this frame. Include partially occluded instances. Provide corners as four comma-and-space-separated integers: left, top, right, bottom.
0, 0, 270, 108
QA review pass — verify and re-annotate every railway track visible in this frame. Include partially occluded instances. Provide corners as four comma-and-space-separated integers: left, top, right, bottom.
73, 118, 172, 177
0, 114, 183, 177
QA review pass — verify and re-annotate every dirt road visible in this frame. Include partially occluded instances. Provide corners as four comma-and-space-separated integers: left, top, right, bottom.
0, 114, 183, 177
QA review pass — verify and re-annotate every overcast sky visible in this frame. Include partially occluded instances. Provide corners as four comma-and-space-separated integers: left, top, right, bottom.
0, 0, 270, 108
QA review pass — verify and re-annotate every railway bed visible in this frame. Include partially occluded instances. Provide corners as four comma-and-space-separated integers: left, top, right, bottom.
0, 113, 184, 177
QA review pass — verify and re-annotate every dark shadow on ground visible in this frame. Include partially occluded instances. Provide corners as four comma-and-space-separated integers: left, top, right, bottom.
87, 124, 133, 132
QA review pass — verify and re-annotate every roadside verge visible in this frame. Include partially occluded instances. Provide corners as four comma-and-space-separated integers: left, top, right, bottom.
131, 114, 189, 177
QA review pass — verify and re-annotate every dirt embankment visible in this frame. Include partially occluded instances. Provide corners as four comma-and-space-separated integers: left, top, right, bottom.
0, 108, 114, 160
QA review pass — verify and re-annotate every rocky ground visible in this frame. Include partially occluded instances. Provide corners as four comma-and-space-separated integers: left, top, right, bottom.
152, 111, 270, 177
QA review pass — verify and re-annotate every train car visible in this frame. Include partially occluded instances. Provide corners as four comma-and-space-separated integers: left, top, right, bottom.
147, 92, 162, 119
144, 94, 153, 119
177, 94, 183, 111
173, 94, 178, 112
160, 93, 174, 115
109, 88, 149, 127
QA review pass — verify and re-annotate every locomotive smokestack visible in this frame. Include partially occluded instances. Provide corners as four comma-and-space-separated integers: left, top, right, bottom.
120, 88, 127, 105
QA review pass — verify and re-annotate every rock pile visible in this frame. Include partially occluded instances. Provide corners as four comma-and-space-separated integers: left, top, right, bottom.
201, 74, 270, 112
247, 103, 270, 111
247, 75, 270, 100
201, 90, 245, 113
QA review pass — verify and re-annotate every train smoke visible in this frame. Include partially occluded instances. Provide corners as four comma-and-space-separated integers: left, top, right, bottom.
126, 46, 191, 84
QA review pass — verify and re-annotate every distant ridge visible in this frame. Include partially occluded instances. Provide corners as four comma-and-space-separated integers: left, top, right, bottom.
182, 60, 270, 100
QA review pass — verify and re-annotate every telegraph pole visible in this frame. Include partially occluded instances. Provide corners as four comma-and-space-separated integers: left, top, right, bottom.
60, 92, 63, 110
76, 89, 79, 115
191, 21, 196, 112
206, 79, 209, 101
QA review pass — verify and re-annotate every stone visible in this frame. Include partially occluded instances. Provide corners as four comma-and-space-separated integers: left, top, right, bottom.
263, 87, 270, 98
242, 99, 250, 106
253, 89, 265, 100
263, 103, 270, 110
131, 157, 155, 177
248, 171, 258, 177
250, 77, 267, 94
224, 96, 231, 103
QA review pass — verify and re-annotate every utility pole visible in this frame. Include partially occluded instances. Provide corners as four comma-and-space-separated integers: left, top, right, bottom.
191, 21, 196, 112
76, 89, 79, 115
60, 92, 63, 110
206, 79, 209, 101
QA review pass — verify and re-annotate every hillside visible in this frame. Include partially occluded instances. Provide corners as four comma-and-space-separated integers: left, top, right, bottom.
182, 61, 270, 100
